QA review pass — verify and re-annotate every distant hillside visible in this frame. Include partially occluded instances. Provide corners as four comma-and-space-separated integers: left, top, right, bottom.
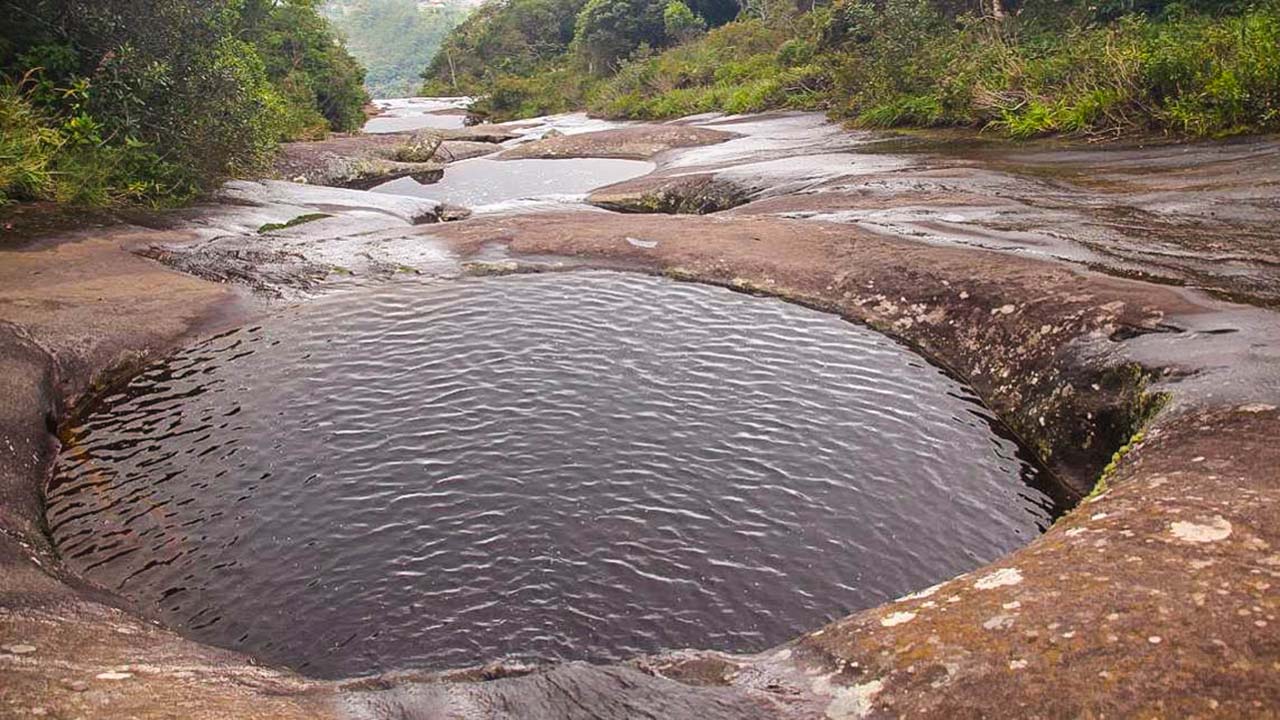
325, 0, 471, 98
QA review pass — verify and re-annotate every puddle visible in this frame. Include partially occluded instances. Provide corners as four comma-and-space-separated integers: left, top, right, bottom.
372, 157, 655, 211
673, 113, 875, 169
498, 112, 631, 142
47, 272, 1057, 679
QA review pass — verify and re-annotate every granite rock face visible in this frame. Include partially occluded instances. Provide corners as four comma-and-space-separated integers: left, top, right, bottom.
2, 112, 1278, 719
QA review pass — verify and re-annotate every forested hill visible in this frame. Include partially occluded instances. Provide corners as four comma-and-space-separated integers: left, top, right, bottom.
1, 0, 368, 206
325, 0, 472, 98
423, 0, 1280, 138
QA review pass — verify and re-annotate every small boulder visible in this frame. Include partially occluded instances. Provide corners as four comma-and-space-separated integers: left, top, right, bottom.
392, 130, 444, 163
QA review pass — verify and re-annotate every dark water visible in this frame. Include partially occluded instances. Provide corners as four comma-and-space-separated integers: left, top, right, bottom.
48, 272, 1057, 679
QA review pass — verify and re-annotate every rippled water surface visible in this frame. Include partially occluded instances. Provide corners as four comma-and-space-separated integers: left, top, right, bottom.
49, 272, 1057, 678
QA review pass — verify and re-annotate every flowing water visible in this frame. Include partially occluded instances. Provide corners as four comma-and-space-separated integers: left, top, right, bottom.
363, 97, 472, 133
47, 272, 1058, 679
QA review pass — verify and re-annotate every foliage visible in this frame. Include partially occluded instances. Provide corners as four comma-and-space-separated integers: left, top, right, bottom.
259, 212, 332, 233
426, 0, 1278, 138
590, 18, 829, 118
0, 81, 59, 203
665, 1, 709, 43
420, 0, 742, 115
324, 0, 470, 98
242, 0, 370, 134
830, 0, 1280, 137
422, 0, 591, 94
0, 0, 367, 206
468, 66, 592, 119
597, 0, 1280, 136
573, 0, 668, 74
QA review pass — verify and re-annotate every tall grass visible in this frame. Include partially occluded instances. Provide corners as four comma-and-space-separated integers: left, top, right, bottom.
590, 20, 829, 118
588, 0, 1280, 138
1, 78, 209, 206
0, 81, 60, 203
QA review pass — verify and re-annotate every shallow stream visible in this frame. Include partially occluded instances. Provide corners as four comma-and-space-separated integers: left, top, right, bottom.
373, 157, 654, 211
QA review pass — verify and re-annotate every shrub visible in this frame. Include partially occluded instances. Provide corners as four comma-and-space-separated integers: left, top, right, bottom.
0, 82, 59, 203
665, 1, 709, 43
588, 19, 829, 118
0, 0, 368, 206
574, 0, 668, 74
436, 0, 1278, 139
470, 67, 590, 121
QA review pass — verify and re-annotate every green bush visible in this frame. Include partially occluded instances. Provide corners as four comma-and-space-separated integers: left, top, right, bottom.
1141, 5, 1280, 134
241, 0, 370, 134
665, 1, 709, 43
0, 0, 368, 206
574, 0, 668, 74
421, 0, 591, 94
469, 67, 591, 121
819, 0, 1280, 137
460, 0, 1278, 137
589, 19, 829, 118
0, 82, 59, 203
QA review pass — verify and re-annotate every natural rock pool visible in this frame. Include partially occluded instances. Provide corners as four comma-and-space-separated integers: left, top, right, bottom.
373, 157, 654, 210
47, 272, 1057, 679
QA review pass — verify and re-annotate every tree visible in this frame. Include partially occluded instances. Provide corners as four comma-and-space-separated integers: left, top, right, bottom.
422, 0, 589, 92
574, 0, 668, 74
325, 0, 469, 98
664, 0, 708, 42
239, 0, 369, 132
1, 0, 283, 191
0, 0, 367, 204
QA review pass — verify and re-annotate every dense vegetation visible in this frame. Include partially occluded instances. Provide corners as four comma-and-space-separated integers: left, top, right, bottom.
1, 0, 368, 206
325, 0, 471, 98
421, 0, 741, 116
423, 0, 1280, 138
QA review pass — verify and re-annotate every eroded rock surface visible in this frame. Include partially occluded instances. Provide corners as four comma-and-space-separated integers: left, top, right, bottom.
496, 124, 736, 161
273, 132, 446, 189
589, 173, 755, 214
2, 111, 1278, 719
272, 127, 521, 188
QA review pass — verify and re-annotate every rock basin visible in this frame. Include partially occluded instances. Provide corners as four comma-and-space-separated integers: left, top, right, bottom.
46, 272, 1056, 679
373, 157, 656, 212
1, 106, 1278, 719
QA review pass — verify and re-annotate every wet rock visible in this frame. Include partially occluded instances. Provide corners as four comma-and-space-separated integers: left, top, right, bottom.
590, 174, 754, 215
3, 110, 1280, 720
880, 611, 917, 627
497, 124, 735, 161
273, 133, 453, 189
438, 204, 473, 222
138, 243, 331, 298
300, 153, 444, 191
340, 662, 781, 720
438, 126, 523, 144
389, 130, 444, 163
434, 140, 500, 163
972, 566, 1024, 589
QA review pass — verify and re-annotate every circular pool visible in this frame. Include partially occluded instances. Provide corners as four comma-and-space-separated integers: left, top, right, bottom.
48, 272, 1057, 678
